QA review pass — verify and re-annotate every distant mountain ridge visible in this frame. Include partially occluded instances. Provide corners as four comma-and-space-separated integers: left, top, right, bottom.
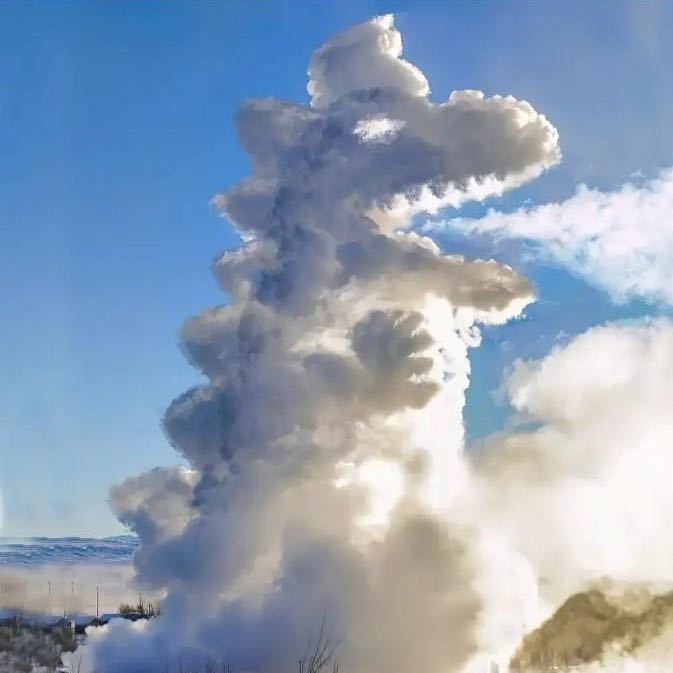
0, 535, 139, 566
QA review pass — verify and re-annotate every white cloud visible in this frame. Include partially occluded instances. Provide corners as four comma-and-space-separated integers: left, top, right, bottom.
431, 168, 673, 306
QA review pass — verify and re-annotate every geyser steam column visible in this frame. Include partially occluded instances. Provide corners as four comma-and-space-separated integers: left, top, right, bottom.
93, 15, 559, 673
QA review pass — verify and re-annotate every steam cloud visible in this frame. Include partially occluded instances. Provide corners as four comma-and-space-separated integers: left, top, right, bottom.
70, 14, 673, 673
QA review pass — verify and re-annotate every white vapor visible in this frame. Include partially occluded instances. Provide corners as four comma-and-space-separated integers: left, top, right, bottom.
72, 14, 563, 673
429, 168, 673, 306
469, 319, 673, 670
473, 319, 673, 593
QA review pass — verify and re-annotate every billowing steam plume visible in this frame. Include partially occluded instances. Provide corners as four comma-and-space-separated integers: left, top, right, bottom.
73, 14, 673, 673
75, 14, 559, 673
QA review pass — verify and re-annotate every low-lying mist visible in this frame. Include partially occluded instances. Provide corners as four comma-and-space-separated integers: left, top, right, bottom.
0, 564, 158, 616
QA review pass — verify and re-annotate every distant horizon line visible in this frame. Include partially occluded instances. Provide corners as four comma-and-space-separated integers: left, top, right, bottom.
0, 534, 137, 542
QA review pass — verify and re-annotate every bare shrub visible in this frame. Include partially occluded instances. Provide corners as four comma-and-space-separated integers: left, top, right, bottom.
298, 620, 340, 673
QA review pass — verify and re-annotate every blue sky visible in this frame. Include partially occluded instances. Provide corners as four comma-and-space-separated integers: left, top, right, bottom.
1, 1, 673, 536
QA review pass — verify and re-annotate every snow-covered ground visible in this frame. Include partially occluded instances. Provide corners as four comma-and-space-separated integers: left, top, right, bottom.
0, 536, 138, 567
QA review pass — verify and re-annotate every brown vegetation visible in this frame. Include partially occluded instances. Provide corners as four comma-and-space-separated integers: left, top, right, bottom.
510, 588, 673, 670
